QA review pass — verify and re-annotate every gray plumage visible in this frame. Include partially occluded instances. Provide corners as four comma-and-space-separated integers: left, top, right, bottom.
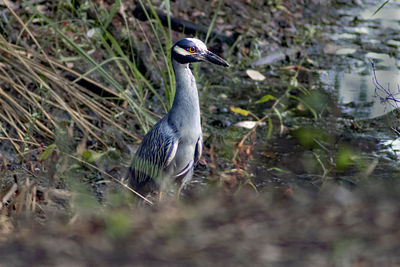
127, 38, 229, 196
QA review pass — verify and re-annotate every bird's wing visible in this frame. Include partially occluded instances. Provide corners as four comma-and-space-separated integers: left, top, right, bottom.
131, 120, 179, 184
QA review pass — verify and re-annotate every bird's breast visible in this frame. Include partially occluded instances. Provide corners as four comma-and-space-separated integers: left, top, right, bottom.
172, 130, 202, 174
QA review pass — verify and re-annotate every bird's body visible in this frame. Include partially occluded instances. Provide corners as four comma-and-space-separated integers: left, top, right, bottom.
128, 38, 229, 196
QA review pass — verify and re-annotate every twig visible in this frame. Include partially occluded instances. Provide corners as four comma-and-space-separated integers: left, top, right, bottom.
64, 152, 154, 205
0, 183, 18, 210
371, 60, 400, 109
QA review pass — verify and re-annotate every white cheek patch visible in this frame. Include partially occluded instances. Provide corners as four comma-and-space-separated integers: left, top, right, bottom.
187, 38, 207, 51
173, 46, 191, 56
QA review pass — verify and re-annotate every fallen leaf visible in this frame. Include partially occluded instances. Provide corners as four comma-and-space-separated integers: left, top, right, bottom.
235, 121, 257, 129
235, 121, 266, 129
281, 65, 310, 71
262, 151, 276, 158
335, 48, 357, 55
246, 69, 266, 81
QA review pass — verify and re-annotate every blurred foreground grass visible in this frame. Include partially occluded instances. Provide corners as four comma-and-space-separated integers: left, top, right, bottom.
1, 183, 400, 265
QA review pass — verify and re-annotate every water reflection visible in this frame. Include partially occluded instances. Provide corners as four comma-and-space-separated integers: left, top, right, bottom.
330, 0, 400, 160
249, 0, 400, 190
337, 68, 400, 118
359, 1, 400, 30
332, 0, 400, 119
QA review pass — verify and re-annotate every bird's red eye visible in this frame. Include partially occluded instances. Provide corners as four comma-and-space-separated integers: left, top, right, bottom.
188, 46, 197, 53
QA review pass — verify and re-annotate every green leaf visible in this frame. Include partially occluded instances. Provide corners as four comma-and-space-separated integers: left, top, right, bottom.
336, 147, 355, 171
246, 179, 259, 193
39, 144, 56, 161
291, 128, 327, 147
81, 150, 92, 162
255, 94, 276, 104
273, 107, 284, 135
82, 149, 103, 163
267, 117, 273, 139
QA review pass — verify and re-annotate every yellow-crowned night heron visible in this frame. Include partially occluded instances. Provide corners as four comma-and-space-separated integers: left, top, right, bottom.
127, 37, 229, 196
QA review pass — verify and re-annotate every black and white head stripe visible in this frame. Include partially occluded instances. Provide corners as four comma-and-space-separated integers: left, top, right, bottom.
171, 38, 229, 67
171, 38, 207, 64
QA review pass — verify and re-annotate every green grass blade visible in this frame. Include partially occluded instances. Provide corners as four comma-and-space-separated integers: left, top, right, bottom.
290, 95, 318, 119
24, 1, 155, 132
267, 117, 273, 140
138, 0, 175, 108
103, 0, 121, 29
273, 107, 284, 135
205, 0, 223, 44
373, 0, 390, 16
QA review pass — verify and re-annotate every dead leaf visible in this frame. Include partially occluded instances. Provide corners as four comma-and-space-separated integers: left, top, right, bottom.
246, 69, 266, 81
235, 121, 257, 129
335, 48, 357, 55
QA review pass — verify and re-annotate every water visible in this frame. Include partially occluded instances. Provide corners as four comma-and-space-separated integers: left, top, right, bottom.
327, 0, 400, 157
329, 1, 400, 119
247, 0, 400, 191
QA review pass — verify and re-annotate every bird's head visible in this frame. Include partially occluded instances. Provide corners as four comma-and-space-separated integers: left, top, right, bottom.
171, 38, 229, 67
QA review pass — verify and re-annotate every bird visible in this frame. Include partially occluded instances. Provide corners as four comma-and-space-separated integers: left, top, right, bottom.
127, 37, 229, 198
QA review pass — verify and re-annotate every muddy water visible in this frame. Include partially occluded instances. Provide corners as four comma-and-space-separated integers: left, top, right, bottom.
247, 0, 400, 191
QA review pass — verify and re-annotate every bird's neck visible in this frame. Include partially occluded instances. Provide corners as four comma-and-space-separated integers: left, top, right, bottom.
169, 59, 200, 124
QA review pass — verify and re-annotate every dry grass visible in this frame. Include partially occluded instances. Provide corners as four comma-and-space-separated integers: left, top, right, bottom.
0, 34, 139, 151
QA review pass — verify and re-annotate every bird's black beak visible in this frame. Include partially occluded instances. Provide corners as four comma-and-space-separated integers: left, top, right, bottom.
203, 50, 229, 67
